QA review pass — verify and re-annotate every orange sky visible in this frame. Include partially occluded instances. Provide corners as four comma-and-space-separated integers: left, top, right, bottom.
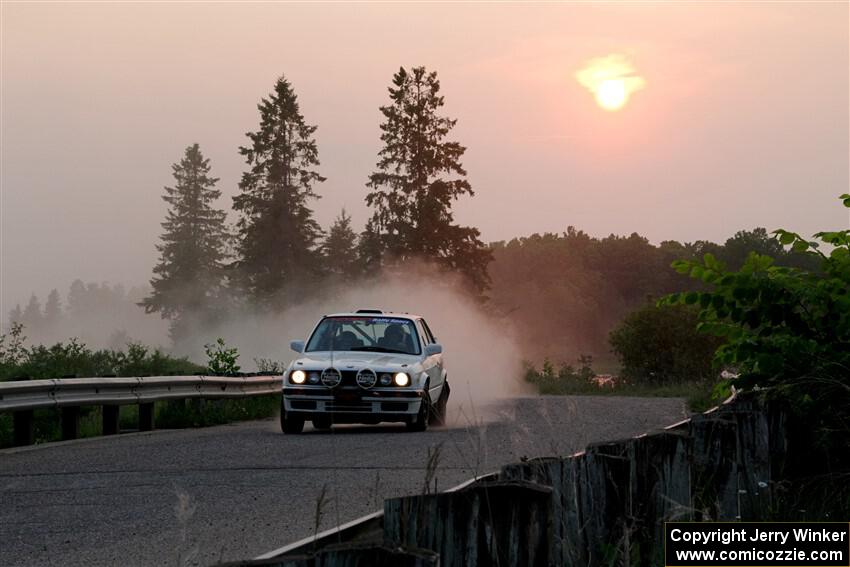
1, 2, 848, 309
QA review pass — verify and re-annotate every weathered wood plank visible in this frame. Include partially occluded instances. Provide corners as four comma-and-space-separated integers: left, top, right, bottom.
690, 415, 739, 520
628, 431, 692, 566
384, 480, 552, 567
578, 440, 632, 565
501, 456, 582, 566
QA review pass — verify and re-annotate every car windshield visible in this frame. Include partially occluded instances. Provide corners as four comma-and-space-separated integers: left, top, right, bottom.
305, 316, 421, 355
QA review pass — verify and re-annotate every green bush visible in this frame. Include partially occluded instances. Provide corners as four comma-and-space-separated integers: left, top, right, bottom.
0, 333, 278, 447
609, 303, 723, 386
0, 327, 204, 381
662, 195, 850, 469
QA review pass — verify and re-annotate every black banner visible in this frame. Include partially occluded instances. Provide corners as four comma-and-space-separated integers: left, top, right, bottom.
665, 522, 850, 567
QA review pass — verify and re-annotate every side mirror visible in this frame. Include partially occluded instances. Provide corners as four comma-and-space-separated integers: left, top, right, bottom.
290, 340, 305, 354
424, 343, 442, 356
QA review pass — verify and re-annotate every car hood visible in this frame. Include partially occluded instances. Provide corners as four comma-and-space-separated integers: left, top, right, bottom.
294, 351, 419, 371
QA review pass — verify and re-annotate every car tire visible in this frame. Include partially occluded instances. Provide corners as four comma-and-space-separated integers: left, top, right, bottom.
407, 394, 430, 432
429, 381, 450, 426
280, 403, 304, 434
312, 417, 332, 431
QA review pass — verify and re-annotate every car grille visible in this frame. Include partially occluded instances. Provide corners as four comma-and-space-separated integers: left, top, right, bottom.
339, 371, 359, 387
325, 400, 373, 412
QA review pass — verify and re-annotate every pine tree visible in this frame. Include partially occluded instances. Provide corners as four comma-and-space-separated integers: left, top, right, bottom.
141, 144, 229, 342
365, 66, 491, 292
322, 209, 359, 278
233, 75, 325, 307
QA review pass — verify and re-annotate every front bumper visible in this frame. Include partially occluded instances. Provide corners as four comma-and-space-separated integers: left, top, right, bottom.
283, 386, 424, 422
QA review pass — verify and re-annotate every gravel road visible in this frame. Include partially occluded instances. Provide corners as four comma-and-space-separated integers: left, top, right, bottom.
0, 395, 688, 566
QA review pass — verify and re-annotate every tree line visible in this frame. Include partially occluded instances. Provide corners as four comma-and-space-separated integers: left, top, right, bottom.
139, 67, 489, 344
6, 281, 167, 349
487, 226, 816, 364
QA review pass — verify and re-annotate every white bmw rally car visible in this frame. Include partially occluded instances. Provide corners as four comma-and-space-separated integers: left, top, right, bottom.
281, 310, 450, 433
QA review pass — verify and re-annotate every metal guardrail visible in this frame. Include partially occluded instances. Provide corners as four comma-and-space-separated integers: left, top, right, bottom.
0, 375, 283, 412
0, 375, 283, 446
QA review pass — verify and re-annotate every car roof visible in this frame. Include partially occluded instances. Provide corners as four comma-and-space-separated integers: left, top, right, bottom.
324, 312, 421, 320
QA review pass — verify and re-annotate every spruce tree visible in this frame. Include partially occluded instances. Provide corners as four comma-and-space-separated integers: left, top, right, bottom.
322, 209, 359, 278
365, 66, 491, 292
141, 144, 229, 342
357, 225, 384, 274
233, 75, 325, 307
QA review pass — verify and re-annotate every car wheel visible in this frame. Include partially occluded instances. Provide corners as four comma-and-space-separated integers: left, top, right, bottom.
407, 394, 430, 432
280, 403, 304, 434
312, 417, 332, 431
429, 381, 450, 427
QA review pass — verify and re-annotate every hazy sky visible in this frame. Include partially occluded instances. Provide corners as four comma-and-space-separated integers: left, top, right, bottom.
2, 2, 848, 312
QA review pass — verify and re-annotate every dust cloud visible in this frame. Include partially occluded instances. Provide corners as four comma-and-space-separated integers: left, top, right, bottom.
179, 267, 530, 405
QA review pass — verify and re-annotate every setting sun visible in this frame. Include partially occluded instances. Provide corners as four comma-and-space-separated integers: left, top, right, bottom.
576, 54, 646, 111
596, 79, 628, 111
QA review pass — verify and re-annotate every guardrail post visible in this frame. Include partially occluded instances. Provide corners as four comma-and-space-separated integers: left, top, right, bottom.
102, 405, 120, 435
13, 409, 35, 446
139, 403, 155, 431
61, 406, 81, 440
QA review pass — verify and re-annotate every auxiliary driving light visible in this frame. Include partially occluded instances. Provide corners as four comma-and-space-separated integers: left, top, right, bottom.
321, 368, 342, 388
393, 372, 410, 387
356, 369, 377, 389
290, 370, 306, 384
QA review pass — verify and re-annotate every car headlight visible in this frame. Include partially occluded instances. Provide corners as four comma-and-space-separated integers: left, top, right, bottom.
393, 372, 410, 387
290, 370, 306, 384
379, 373, 393, 386
307, 371, 321, 384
